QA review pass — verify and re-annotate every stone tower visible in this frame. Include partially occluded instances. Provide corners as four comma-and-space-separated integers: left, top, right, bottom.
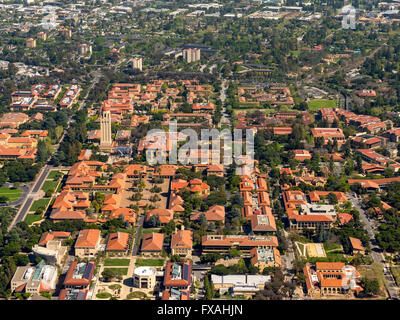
100, 106, 112, 152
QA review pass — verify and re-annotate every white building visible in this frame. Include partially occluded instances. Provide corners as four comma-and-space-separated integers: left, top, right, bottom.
300, 204, 337, 217
133, 266, 157, 290
78, 44, 92, 56
211, 274, 271, 296
11, 261, 58, 294
183, 48, 200, 63
132, 57, 143, 71
32, 240, 67, 265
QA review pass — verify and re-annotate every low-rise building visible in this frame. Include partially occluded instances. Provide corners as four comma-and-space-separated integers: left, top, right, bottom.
211, 274, 271, 297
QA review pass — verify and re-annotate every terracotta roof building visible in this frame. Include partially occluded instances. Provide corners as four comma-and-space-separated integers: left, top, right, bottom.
190, 205, 225, 223
63, 261, 96, 289
171, 228, 193, 258
74, 229, 101, 258
202, 234, 278, 255
163, 262, 192, 290
141, 232, 164, 255
106, 232, 130, 253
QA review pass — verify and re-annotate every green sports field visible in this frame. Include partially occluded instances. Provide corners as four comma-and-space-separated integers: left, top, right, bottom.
307, 99, 336, 111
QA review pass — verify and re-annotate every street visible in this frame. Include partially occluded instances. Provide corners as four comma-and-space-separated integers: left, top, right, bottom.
348, 193, 399, 299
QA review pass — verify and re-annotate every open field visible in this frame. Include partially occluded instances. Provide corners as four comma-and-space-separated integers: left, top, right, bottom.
104, 259, 131, 266
307, 99, 336, 111
0, 188, 22, 202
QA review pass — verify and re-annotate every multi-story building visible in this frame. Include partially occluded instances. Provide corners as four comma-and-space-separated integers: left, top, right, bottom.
311, 128, 346, 145
303, 262, 363, 297
74, 229, 101, 258
171, 228, 193, 258
163, 262, 192, 290
183, 48, 200, 63
78, 44, 92, 56
11, 261, 58, 294
26, 38, 36, 48
201, 234, 278, 255
37, 32, 47, 40
63, 261, 96, 289
132, 57, 143, 71
250, 247, 282, 270
133, 267, 157, 290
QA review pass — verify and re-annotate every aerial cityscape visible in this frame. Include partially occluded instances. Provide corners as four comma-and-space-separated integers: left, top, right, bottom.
1, 0, 400, 304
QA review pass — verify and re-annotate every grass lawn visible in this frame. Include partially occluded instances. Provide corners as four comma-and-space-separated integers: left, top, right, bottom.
358, 263, 386, 296
47, 171, 63, 180
323, 242, 342, 252
296, 242, 306, 257
96, 292, 111, 299
135, 259, 165, 267
29, 198, 50, 212
307, 99, 336, 111
0, 188, 22, 202
41, 181, 58, 193
390, 266, 400, 286
103, 268, 128, 276
24, 214, 43, 225
126, 291, 147, 299
142, 228, 161, 234
104, 259, 131, 266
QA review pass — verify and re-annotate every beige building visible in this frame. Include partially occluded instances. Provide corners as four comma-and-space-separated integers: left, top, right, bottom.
26, 38, 36, 48
78, 44, 92, 56
133, 266, 157, 290
100, 107, 112, 152
11, 261, 58, 294
32, 240, 67, 265
183, 48, 200, 63
37, 32, 47, 40
132, 57, 143, 71
171, 227, 192, 258
74, 229, 101, 258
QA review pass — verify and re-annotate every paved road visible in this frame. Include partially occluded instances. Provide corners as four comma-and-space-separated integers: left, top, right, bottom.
8, 165, 51, 230
348, 194, 399, 299
8, 70, 102, 231
132, 215, 145, 256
